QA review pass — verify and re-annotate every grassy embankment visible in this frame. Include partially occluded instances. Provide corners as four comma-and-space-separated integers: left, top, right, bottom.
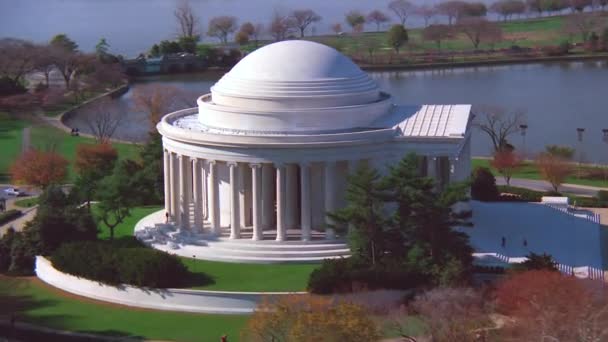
300, 15, 608, 65
0, 112, 138, 183
472, 158, 608, 188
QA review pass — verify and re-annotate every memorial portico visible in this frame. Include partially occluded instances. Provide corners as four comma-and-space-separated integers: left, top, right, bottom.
156, 40, 473, 244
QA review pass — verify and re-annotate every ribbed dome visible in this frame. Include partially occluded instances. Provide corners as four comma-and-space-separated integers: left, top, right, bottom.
197, 40, 392, 134
211, 40, 381, 108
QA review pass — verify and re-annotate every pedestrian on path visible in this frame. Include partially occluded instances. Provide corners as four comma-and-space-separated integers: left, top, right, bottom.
523, 238, 528, 247
501, 236, 506, 248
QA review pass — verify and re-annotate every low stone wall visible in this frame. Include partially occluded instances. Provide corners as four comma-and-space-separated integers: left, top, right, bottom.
35, 256, 305, 314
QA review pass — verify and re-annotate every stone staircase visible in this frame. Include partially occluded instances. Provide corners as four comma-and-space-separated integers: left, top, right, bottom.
135, 210, 351, 264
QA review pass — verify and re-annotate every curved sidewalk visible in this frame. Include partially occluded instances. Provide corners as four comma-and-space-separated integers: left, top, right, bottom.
497, 178, 608, 197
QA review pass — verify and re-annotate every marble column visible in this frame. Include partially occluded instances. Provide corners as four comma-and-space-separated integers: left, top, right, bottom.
285, 164, 298, 229
239, 166, 252, 227
275, 163, 286, 241
427, 156, 437, 180
193, 159, 203, 231
324, 161, 336, 240
202, 162, 208, 220
251, 164, 262, 241
208, 160, 220, 235
179, 155, 191, 230
299, 163, 311, 241
163, 150, 171, 217
169, 153, 180, 224
261, 164, 274, 229
228, 162, 240, 239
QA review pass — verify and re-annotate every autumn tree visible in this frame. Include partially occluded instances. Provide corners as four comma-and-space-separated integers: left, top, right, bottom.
243, 295, 380, 342
565, 13, 602, 42
132, 84, 194, 128
536, 149, 572, 192
367, 9, 390, 31
207, 16, 238, 44
345, 10, 366, 32
0, 38, 38, 95
290, 9, 321, 38
457, 17, 503, 49
269, 12, 295, 41
491, 0, 528, 21
387, 24, 409, 53
475, 106, 526, 152
234, 31, 249, 46
422, 24, 453, 50
415, 5, 438, 27
526, 0, 545, 16
388, 0, 414, 26
174, 0, 200, 39
491, 148, 522, 186
80, 97, 125, 144
436, 1, 468, 25
10, 149, 68, 188
494, 270, 608, 341
239, 22, 263, 46
411, 287, 489, 342
331, 23, 343, 34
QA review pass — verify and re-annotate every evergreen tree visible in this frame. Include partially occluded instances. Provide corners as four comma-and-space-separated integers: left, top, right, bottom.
329, 164, 388, 265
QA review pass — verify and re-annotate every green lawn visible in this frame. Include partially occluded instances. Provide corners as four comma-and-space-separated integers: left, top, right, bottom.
13, 197, 38, 208
472, 158, 608, 188
96, 205, 317, 292
0, 277, 248, 342
183, 258, 316, 292
0, 113, 26, 182
0, 114, 139, 183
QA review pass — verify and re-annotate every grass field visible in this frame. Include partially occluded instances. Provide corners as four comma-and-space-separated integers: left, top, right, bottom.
95, 205, 318, 292
472, 158, 608, 188
0, 277, 248, 342
0, 114, 139, 183
13, 197, 38, 208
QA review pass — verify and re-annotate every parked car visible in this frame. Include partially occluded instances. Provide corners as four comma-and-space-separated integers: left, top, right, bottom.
3, 187, 21, 196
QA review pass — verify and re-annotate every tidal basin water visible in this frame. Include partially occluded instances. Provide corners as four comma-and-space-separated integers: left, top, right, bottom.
66, 60, 608, 162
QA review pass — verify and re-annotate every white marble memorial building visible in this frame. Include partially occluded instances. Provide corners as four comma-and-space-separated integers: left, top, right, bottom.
157, 40, 473, 243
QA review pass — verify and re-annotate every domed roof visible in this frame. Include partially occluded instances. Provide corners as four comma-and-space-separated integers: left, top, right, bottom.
226, 40, 366, 81
210, 40, 381, 107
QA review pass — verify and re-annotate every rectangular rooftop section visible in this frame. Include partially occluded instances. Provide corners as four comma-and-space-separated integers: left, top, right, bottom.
372, 104, 472, 139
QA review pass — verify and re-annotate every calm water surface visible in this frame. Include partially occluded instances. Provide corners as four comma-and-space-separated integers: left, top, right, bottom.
66, 61, 608, 162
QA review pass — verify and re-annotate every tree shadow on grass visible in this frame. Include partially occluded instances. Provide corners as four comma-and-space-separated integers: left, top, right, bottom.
0, 277, 145, 341
183, 271, 216, 289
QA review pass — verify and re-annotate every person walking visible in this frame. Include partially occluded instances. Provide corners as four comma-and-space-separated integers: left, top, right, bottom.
501, 236, 506, 248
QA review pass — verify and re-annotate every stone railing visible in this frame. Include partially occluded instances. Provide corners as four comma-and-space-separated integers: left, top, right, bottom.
35, 256, 305, 314
473, 253, 606, 282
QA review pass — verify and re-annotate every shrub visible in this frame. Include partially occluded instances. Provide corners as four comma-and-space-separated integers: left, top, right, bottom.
513, 252, 557, 272
0, 228, 35, 276
471, 167, 499, 201
51, 241, 191, 288
597, 190, 608, 202
497, 186, 543, 202
0, 209, 22, 225
307, 258, 425, 294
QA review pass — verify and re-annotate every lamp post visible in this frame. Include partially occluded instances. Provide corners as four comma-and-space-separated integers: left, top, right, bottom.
519, 124, 528, 160
577, 128, 585, 179
602, 129, 608, 182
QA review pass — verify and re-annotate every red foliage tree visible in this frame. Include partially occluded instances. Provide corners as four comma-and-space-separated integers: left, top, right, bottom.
74, 143, 118, 177
490, 149, 522, 186
10, 149, 68, 188
494, 270, 608, 341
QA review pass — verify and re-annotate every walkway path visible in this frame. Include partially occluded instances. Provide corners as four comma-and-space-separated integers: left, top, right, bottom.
0, 206, 37, 237
497, 178, 608, 197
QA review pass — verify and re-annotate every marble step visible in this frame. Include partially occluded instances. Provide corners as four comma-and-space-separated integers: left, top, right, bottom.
203, 245, 351, 258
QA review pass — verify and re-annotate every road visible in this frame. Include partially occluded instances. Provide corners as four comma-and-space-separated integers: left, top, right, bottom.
496, 178, 608, 197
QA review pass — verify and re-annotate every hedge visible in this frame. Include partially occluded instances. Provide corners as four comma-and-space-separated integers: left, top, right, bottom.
307, 258, 426, 294
497, 186, 544, 202
51, 241, 192, 288
0, 209, 22, 226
